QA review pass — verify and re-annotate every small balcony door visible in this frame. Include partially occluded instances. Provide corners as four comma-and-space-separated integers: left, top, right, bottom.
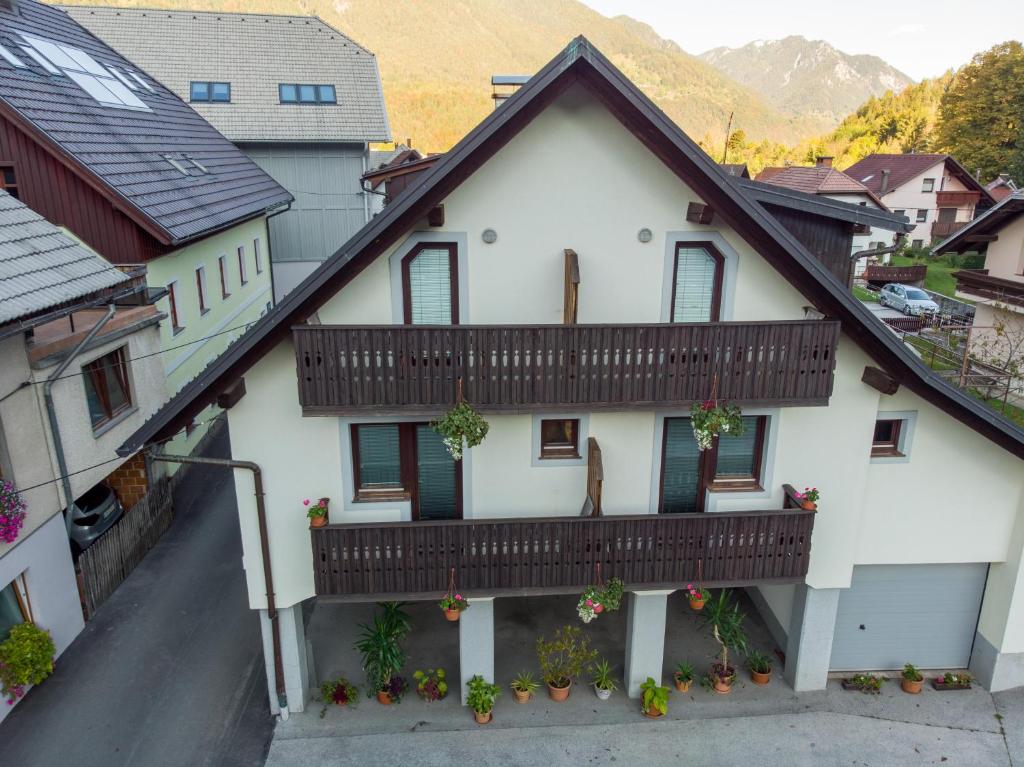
659, 417, 707, 513
413, 424, 461, 520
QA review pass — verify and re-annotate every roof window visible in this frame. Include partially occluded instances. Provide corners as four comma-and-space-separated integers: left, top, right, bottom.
278, 83, 336, 104
0, 44, 26, 68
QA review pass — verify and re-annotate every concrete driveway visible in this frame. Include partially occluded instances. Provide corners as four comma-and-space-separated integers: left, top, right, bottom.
0, 427, 274, 767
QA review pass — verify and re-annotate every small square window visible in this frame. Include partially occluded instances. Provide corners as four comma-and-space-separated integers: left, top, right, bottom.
539, 419, 579, 459
318, 84, 336, 103
893, 209, 905, 217
871, 419, 903, 457
298, 84, 317, 103
211, 82, 230, 102
912, 239, 924, 249
83, 347, 132, 430
190, 81, 209, 101
279, 84, 297, 103
922, 178, 935, 193
916, 209, 928, 223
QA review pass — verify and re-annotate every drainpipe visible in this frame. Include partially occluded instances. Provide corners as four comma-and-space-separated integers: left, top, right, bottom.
43, 304, 116, 534
145, 451, 289, 720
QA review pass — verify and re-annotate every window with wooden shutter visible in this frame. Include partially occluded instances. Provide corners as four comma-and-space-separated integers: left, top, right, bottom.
402, 243, 457, 324
671, 243, 723, 322
660, 418, 703, 513
83, 347, 132, 430
710, 416, 766, 490
353, 424, 403, 498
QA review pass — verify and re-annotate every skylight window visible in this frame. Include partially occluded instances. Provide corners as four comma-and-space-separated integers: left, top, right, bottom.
164, 156, 189, 175
18, 34, 150, 111
19, 46, 60, 75
0, 44, 25, 68
279, 84, 337, 104
109, 67, 138, 91
128, 72, 154, 92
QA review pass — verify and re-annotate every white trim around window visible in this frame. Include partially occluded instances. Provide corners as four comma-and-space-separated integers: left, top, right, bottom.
870, 410, 918, 464
660, 230, 738, 322
531, 413, 590, 468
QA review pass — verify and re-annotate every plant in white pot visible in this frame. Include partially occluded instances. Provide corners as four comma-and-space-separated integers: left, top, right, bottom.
591, 659, 618, 700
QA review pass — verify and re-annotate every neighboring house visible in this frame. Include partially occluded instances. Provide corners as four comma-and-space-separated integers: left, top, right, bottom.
0, 190, 167, 722
0, 0, 291, 459
935, 191, 1024, 384
987, 174, 1019, 203
756, 157, 899, 275
64, 5, 392, 299
844, 153, 995, 248
120, 39, 1024, 717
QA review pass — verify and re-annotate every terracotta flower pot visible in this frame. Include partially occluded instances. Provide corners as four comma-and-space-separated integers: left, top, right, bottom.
642, 707, 665, 719
688, 597, 705, 611
474, 709, 492, 724
444, 608, 461, 622
547, 679, 572, 702
711, 664, 735, 694
674, 676, 692, 693
801, 501, 817, 511
901, 677, 924, 695
512, 688, 531, 704
309, 514, 327, 528
376, 691, 393, 705
751, 668, 772, 686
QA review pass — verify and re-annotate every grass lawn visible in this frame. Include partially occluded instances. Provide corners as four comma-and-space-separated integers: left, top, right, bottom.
853, 285, 878, 303
890, 255, 960, 298
970, 392, 1024, 428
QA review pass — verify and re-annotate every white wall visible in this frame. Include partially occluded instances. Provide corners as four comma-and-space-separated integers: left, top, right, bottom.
878, 162, 975, 245
979, 214, 1024, 282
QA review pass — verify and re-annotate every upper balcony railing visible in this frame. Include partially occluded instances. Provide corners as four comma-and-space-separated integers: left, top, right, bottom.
293, 320, 840, 414
954, 270, 1024, 309
931, 220, 969, 239
862, 264, 927, 284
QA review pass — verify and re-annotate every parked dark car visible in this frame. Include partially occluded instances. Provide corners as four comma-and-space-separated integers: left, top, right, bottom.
67, 483, 123, 555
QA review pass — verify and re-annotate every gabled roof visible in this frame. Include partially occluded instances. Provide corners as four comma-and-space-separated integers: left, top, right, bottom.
0, 0, 291, 246
986, 174, 1018, 202
756, 165, 886, 207
720, 163, 750, 179
934, 191, 1024, 254
117, 36, 1024, 460
738, 178, 911, 232
0, 189, 129, 324
61, 5, 391, 144
844, 153, 995, 204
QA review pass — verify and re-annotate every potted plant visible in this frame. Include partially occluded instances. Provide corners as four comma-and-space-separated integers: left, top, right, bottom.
431, 400, 489, 460
317, 676, 359, 717
901, 663, 924, 694
796, 487, 819, 511
0, 623, 55, 704
841, 673, 885, 694
466, 674, 500, 724
690, 398, 745, 451
355, 613, 407, 704
304, 497, 329, 528
439, 593, 468, 622
0, 480, 28, 544
747, 650, 773, 685
685, 583, 709, 611
510, 671, 539, 703
933, 672, 972, 691
640, 677, 669, 719
591, 659, 618, 700
697, 590, 748, 694
673, 662, 694, 692
536, 624, 598, 702
577, 577, 624, 623
413, 668, 448, 701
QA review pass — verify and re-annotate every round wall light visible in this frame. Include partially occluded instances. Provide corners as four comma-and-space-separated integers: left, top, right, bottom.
637, 227, 653, 243
481, 228, 498, 244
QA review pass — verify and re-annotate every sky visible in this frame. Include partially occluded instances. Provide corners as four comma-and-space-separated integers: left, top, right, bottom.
580, 0, 1021, 80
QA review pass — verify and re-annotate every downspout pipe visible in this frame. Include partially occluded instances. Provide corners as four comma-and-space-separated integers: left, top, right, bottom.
145, 451, 289, 719
43, 303, 116, 534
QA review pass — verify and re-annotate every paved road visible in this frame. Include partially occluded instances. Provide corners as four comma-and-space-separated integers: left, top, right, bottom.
0, 427, 274, 767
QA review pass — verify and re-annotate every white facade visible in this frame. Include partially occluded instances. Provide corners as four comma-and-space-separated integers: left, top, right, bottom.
878, 162, 979, 248
216, 83, 1024, 709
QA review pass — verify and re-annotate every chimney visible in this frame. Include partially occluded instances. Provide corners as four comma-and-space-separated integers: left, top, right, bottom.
491, 75, 530, 110
880, 169, 891, 195
815, 156, 833, 168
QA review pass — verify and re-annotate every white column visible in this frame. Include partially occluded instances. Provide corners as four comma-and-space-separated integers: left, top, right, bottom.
784, 584, 840, 692
459, 597, 495, 705
259, 603, 310, 716
624, 590, 671, 698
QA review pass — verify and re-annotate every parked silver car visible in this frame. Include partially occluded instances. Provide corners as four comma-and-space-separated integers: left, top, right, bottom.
67, 482, 123, 555
879, 283, 940, 317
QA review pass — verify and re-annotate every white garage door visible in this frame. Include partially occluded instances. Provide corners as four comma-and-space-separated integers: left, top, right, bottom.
830, 564, 988, 671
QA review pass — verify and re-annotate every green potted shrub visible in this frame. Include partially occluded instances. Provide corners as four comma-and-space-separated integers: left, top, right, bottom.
510, 670, 540, 703
640, 677, 669, 719
747, 650, 773, 685
901, 663, 924, 694
355, 609, 408, 704
0, 623, 55, 704
413, 668, 448, 701
303, 497, 329, 528
697, 590, 748, 694
317, 676, 359, 717
432, 400, 489, 460
841, 673, 885, 693
933, 672, 972, 691
536, 624, 598, 702
673, 661, 694, 692
690, 399, 744, 450
466, 674, 501, 724
591, 659, 618, 700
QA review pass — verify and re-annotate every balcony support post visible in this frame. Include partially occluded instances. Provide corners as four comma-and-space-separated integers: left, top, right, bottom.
784, 584, 840, 692
459, 597, 495, 705
624, 590, 672, 698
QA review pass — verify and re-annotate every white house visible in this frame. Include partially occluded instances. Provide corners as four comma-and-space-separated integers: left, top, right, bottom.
120, 39, 1024, 716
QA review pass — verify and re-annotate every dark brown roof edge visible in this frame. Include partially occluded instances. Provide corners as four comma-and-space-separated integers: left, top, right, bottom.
933, 193, 1024, 253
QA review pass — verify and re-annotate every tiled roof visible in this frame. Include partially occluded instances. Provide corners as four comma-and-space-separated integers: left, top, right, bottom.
0, 190, 129, 324
842, 153, 947, 195
62, 5, 391, 144
756, 165, 877, 197
0, 0, 292, 246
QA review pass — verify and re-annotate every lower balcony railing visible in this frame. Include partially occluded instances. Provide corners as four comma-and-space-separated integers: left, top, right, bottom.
311, 507, 815, 600
954, 270, 1024, 309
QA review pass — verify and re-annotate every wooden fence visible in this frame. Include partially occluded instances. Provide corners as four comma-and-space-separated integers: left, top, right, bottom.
78, 477, 173, 618
293, 321, 840, 414
311, 507, 815, 600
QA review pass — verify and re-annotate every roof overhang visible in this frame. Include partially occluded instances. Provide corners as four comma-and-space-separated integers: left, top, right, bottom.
933, 193, 1024, 253
739, 178, 912, 232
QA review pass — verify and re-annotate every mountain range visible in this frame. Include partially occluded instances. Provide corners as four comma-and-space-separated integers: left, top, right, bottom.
52, 0, 912, 153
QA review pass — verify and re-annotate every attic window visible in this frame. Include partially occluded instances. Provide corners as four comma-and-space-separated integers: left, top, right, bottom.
190, 158, 209, 174
190, 81, 230, 103
0, 44, 26, 68
163, 155, 211, 176
278, 83, 336, 104
165, 156, 189, 175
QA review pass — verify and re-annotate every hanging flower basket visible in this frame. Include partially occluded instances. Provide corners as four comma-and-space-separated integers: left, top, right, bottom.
576, 574, 624, 624
0, 480, 27, 545
690, 399, 744, 451
431, 400, 489, 461
439, 568, 469, 621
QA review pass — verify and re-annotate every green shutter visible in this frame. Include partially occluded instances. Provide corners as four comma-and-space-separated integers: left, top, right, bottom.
673, 246, 718, 322
661, 418, 701, 513
715, 416, 760, 478
408, 247, 452, 324
415, 425, 458, 520
356, 425, 401, 487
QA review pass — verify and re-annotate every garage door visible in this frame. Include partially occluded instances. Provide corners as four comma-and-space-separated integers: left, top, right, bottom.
830, 564, 988, 671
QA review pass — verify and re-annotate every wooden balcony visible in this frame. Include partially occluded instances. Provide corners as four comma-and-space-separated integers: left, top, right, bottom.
862, 264, 927, 285
311, 504, 816, 600
931, 221, 969, 239
954, 270, 1024, 309
293, 321, 841, 414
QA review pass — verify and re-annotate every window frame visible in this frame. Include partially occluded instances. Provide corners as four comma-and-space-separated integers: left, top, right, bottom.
82, 346, 133, 431
0, 163, 18, 199
0, 574, 31, 640
669, 240, 725, 323
706, 415, 768, 492
190, 81, 230, 102
237, 245, 248, 286
253, 238, 263, 274
871, 418, 904, 457
218, 255, 230, 299
279, 83, 337, 104
538, 418, 581, 460
915, 209, 928, 223
922, 178, 935, 193
166, 280, 184, 334
401, 242, 459, 325
195, 265, 209, 315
